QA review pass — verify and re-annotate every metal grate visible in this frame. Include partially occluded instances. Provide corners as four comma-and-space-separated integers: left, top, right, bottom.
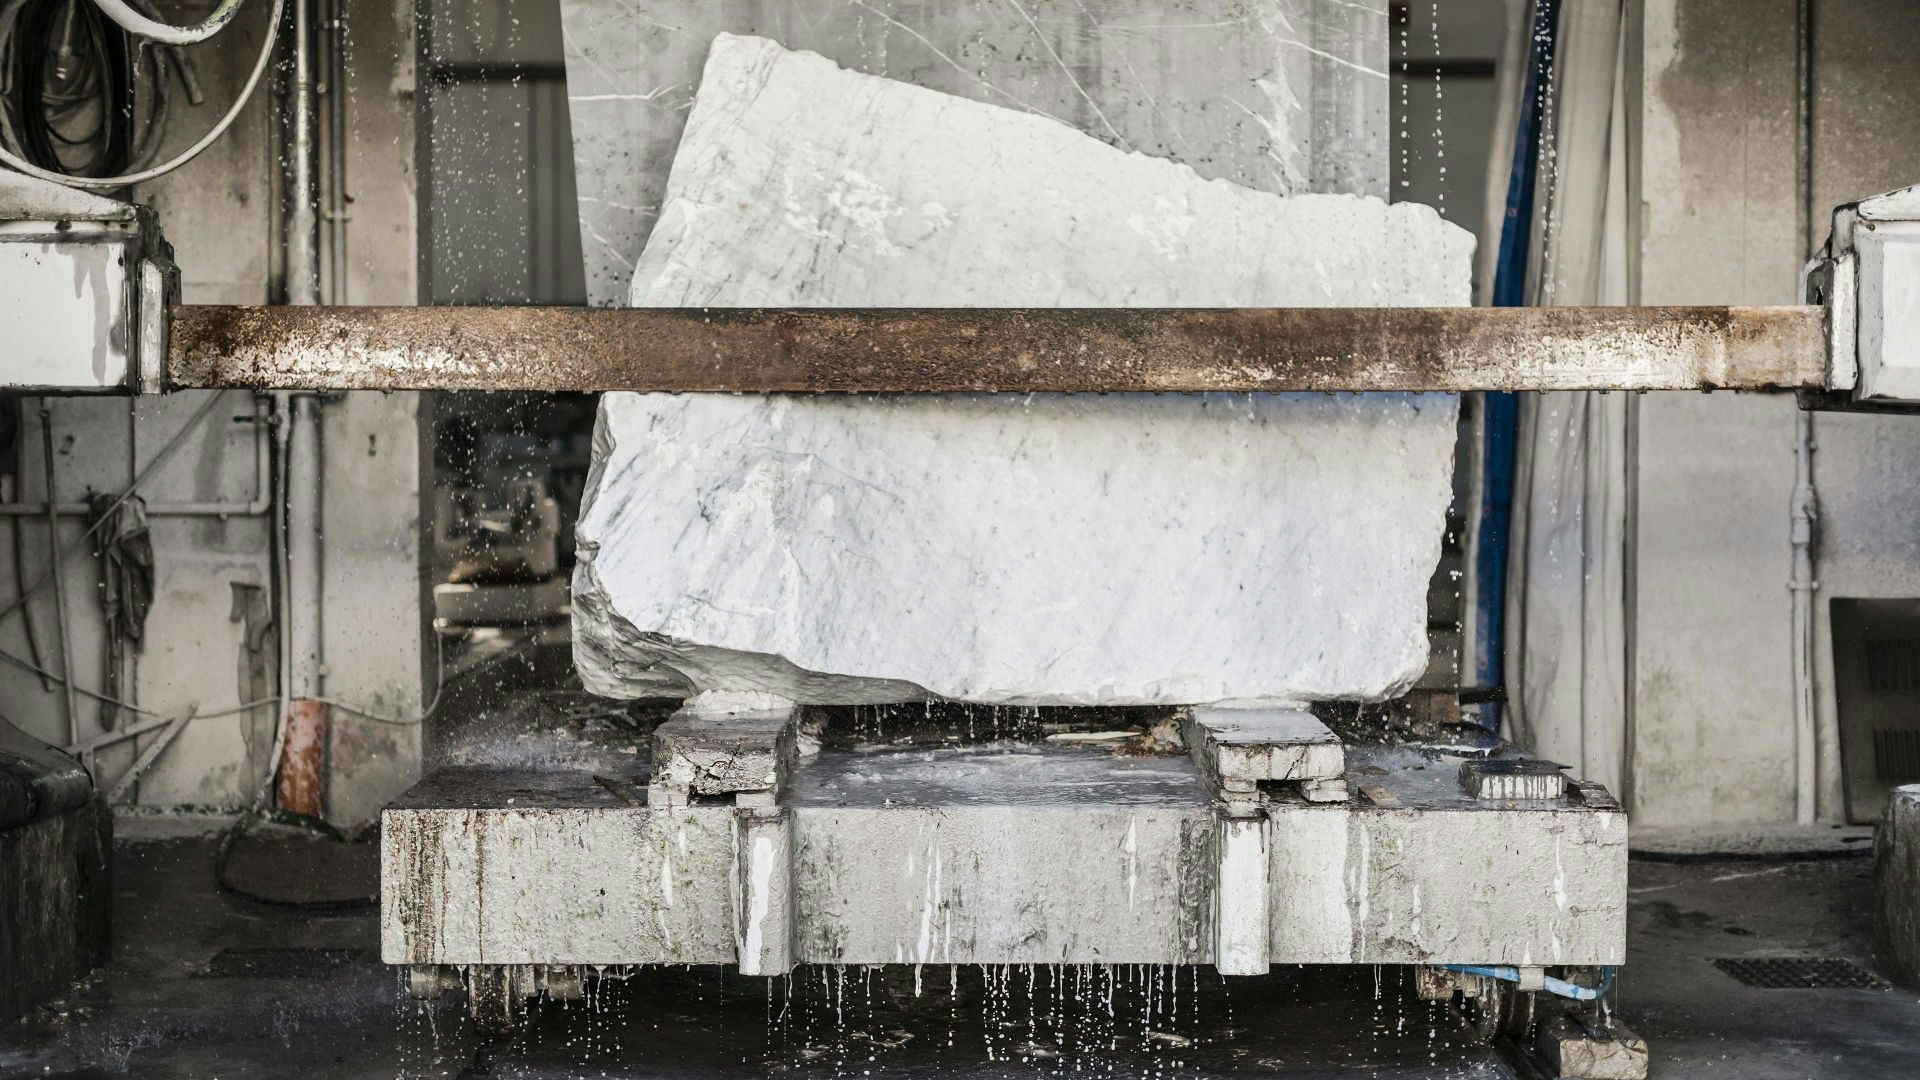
1712, 957, 1886, 990
1867, 638, 1920, 691
197, 947, 364, 979
1875, 728, 1920, 783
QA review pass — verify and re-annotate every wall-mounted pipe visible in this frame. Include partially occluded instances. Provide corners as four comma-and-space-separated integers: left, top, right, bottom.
1790, 412, 1818, 825
1789, 0, 1819, 826
276, 0, 327, 819
322, 0, 348, 304
285, 0, 320, 309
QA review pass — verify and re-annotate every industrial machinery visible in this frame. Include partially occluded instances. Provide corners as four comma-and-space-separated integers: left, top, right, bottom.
6, 163, 1912, 1051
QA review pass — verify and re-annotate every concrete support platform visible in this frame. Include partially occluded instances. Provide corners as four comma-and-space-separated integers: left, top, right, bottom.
382, 741, 1626, 974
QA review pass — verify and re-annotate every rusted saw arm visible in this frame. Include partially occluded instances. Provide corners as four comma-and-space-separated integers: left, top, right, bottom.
167, 304, 1828, 394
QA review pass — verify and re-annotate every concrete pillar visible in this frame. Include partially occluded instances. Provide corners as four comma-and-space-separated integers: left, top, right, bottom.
1214, 804, 1271, 976
734, 807, 793, 977
1875, 785, 1920, 986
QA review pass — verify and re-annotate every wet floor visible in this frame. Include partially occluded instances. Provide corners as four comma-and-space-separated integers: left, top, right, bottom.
459, 962, 1511, 1078
0, 828, 1514, 1079
1619, 855, 1920, 1079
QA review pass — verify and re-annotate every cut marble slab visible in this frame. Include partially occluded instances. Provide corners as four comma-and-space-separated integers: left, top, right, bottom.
573, 34, 1472, 708
1184, 708, 1348, 803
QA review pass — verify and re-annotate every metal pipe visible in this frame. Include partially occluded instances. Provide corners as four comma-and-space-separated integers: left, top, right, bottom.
265, 390, 293, 801
1796, 0, 1813, 257
284, 0, 320, 308
8, 400, 50, 692
1790, 411, 1819, 825
323, 0, 348, 304
274, 0, 327, 818
165, 304, 1835, 395
38, 403, 81, 751
1790, 0, 1820, 826
0, 396, 273, 518
286, 393, 322, 700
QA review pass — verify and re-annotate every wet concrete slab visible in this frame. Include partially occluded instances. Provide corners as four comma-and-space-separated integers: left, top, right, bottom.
4, 824, 1918, 1077
0, 826, 1518, 1078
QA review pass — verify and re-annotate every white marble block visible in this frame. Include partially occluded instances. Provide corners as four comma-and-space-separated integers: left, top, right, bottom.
573, 34, 1473, 708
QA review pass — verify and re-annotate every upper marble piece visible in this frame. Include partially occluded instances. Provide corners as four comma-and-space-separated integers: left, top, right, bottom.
558, 0, 1387, 306
572, 34, 1472, 708
626, 35, 1451, 309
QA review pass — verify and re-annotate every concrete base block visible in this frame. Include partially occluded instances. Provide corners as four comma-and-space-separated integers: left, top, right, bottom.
0, 795, 111, 1024
1875, 785, 1920, 986
1215, 805, 1272, 975
384, 744, 1624, 971
1534, 1015, 1649, 1080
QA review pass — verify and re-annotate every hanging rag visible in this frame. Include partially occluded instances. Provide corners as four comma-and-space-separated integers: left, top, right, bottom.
87, 491, 154, 729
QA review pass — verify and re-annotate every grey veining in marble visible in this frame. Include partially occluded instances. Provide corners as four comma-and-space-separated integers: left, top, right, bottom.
558, 0, 1387, 308
571, 34, 1470, 707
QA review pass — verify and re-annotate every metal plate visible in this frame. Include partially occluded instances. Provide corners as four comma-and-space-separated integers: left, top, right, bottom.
168, 303, 1830, 394
1712, 957, 1887, 989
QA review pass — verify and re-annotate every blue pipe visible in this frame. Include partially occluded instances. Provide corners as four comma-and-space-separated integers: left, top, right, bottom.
1471, 0, 1562, 730
1437, 963, 1617, 1002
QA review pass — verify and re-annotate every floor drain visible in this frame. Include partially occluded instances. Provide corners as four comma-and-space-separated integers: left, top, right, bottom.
197, 947, 364, 979
1711, 956, 1886, 989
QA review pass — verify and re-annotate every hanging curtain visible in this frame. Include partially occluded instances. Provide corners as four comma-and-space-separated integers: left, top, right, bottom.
1486, 0, 1632, 794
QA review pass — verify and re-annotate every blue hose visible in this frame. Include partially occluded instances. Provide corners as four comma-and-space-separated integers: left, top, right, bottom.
1437, 964, 1616, 1002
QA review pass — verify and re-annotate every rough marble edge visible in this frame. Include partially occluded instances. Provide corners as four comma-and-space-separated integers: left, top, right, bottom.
557, 3, 1386, 307
649, 707, 798, 801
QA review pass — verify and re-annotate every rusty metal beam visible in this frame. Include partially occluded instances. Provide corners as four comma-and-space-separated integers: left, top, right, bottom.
167, 304, 1828, 393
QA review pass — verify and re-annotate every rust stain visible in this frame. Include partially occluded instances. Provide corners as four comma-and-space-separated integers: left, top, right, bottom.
167, 304, 1829, 394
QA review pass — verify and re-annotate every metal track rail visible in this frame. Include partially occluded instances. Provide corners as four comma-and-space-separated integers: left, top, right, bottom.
168, 304, 1828, 394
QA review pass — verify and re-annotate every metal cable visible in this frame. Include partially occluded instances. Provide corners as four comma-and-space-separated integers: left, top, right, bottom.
1, 0, 135, 178
0, 0, 280, 188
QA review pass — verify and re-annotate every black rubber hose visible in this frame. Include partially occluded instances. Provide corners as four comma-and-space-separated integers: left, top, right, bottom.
12, 0, 134, 177
213, 810, 379, 914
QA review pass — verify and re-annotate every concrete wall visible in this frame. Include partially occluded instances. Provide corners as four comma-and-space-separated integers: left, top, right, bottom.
320, 0, 430, 829
0, 0, 428, 828
1804, 0, 1920, 823
1629, 0, 1920, 825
